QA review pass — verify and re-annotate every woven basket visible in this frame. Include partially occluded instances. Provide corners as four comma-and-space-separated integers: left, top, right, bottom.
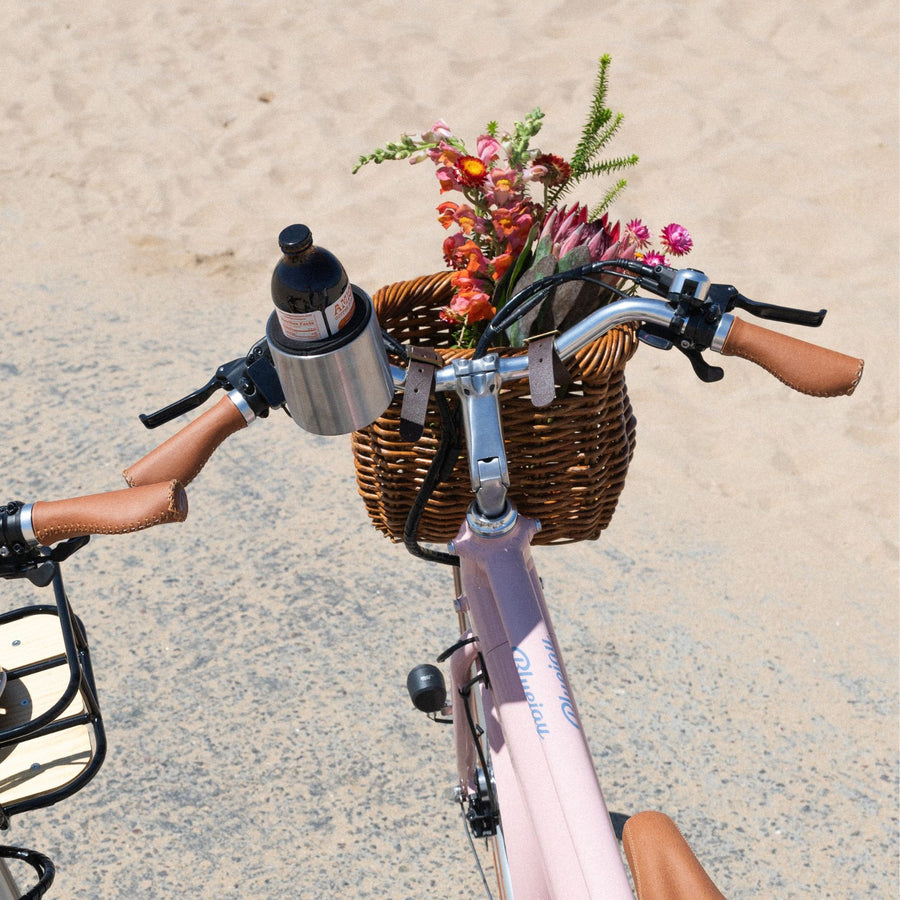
351, 272, 639, 546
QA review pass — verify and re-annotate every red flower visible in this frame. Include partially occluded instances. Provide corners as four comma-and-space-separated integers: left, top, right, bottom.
532, 153, 571, 187
455, 155, 488, 187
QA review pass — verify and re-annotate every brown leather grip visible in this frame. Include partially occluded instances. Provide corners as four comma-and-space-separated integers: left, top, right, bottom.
31, 480, 188, 545
623, 811, 725, 900
123, 394, 248, 488
720, 317, 864, 397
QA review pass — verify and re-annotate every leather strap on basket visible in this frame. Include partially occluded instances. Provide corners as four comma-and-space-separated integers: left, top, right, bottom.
400, 346, 443, 441
527, 334, 572, 407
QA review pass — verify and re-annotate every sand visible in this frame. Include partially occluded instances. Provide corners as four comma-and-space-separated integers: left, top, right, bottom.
1, 0, 897, 897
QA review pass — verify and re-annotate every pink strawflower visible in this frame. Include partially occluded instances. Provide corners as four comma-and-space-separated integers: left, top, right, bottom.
660, 223, 693, 256
642, 251, 669, 267
625, 218, 651, 249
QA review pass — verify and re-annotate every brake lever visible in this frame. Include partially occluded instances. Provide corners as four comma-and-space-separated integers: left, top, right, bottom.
708, 284, 826, 327
138, 338, 285, 429
138, 377, 221, 428
634, 270, 826, 386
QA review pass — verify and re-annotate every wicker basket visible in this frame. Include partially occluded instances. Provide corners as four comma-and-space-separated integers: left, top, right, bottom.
351, 272, 639, 545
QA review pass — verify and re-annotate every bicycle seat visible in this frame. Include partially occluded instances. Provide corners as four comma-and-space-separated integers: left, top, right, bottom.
622, 811, 726, 900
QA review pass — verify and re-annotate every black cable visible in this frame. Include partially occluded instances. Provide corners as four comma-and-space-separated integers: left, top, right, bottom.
474, 259, 648, 358
381, 330, 407, 361
459, 669, 498, 831
402, 392, 462, 567
384, 331, 462, 566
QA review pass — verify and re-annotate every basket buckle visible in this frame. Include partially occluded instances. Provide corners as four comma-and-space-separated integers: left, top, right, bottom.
524, 332, 572, 407
399, 346, 443, 442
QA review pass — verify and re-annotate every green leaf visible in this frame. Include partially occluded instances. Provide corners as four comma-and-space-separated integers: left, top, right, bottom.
589, 178, 629, 218
557, 243, 592, 272
532, 235, 554, 264
547, 55, 636, 210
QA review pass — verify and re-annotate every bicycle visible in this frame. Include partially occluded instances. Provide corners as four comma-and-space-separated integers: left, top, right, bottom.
0, 481, 188, 898
0, 257, 862, 897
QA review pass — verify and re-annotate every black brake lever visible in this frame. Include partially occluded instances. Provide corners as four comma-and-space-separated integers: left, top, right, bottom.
138, 377, 222, 428
138, 338, 285, 430
635, 271, 826, 386
708, 284, 826, 327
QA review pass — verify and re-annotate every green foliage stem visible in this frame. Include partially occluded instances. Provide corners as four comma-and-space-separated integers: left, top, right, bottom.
547, 55, 638, 213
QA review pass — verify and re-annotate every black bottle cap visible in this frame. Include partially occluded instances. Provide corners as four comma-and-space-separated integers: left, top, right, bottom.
278, 224, 313, 254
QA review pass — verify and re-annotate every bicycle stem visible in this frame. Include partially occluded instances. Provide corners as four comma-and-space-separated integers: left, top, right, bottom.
452, 355, 510, 521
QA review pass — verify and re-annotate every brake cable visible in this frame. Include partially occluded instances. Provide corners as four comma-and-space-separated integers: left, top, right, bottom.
382, 334, 462, 567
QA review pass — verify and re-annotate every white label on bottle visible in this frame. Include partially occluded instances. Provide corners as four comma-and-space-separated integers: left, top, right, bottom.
276, 307, 329, 341
325, 282, 356, 333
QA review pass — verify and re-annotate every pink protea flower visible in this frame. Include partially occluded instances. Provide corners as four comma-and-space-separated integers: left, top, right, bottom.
585, 212, 620, 261
538, 204, 588, 247
540, 204, 620, 262
557, 224, 587, 258
660, 223, 693, 256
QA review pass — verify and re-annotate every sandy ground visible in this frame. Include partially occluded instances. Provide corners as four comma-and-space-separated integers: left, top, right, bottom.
1, 1, 897, 897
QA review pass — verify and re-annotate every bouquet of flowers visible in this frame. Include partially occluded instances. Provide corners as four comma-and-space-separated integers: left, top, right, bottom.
353, 55, 692, 348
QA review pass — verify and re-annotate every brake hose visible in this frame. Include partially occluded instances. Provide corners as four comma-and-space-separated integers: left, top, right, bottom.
382, 333, 462, 567
474, 260, 641, 358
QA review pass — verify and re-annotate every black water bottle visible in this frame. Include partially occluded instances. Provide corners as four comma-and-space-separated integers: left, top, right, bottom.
271, 224, 356, 343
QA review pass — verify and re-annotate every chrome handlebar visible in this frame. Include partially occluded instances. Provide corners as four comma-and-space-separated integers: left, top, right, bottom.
390, 297, 694, 393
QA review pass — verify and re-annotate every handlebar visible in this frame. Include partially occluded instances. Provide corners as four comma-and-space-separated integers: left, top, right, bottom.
125, 265, 864, 489
124, 393, 253, 489
716, 315, 863, 396
3, 481, 188, 548
1, 481, 188, 585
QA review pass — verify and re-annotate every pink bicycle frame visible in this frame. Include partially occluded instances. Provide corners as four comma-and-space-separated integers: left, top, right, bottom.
449, 513, 634, 899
